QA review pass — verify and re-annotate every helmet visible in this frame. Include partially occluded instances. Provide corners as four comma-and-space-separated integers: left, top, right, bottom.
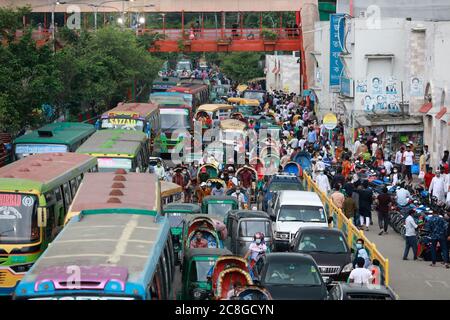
254, 232, 265, 241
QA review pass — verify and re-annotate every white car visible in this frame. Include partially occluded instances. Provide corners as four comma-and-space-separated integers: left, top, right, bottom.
270, 190, 328, 250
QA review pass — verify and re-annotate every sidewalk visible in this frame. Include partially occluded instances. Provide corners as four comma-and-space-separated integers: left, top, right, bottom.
363, 215, 450, 300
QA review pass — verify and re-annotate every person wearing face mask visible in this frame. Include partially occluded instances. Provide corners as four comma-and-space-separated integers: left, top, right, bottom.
154, 161, 165, 180
429, 169, 447, 203
245, 232, 267, 268
231, 187, 246, 209
165, 167, 174, 182
353, 239, 370, 269
299, 236, 317, 251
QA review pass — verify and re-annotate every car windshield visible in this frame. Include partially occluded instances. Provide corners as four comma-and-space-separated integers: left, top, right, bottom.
278, 205, 326, 222
191, 260, 216, 282
160, 108, 190, 129
264, 261, 322, 286
298, 233, 348, 253
269, 182, 303, 192
208, 203, 233, 217
0, 193, 39, 244
97, 158, 133, 172
239, 220, 271, 237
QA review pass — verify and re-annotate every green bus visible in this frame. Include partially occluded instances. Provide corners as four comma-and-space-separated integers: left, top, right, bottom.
0, 152, 97, 296
76, 129, 150, 173
13, 122, 96, 160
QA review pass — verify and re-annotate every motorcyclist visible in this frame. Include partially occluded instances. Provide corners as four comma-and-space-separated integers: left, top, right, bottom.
244, 232, 267, 268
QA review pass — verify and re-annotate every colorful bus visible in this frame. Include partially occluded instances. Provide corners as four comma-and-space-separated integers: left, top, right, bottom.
15, 172, 176, 300
149, 92, 190, 106
98, 102, 159, 139
13, 122, 96, 160
0, 153, 97, 295
158, 104, 193, 155
76, 130, 150, 173
167, 83, 210, 110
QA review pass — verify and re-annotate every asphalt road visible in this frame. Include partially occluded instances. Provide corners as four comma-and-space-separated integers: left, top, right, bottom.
364, 214, 450, 300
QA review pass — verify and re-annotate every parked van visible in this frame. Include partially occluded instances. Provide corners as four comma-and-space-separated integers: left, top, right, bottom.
270, 191, 327, 250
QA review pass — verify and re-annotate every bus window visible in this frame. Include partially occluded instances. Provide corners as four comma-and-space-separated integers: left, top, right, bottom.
62, 183, 72, 212
160, 256, 169, 299
149, 270, 162, 300
69, 179, 78, 197
76, 175, 83, 187
54, 188, 62, 202
163, 243, 172, 286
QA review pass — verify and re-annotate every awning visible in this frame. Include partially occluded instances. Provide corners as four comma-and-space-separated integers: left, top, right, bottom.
419, 102, 433, 113
435, 107, 447, 120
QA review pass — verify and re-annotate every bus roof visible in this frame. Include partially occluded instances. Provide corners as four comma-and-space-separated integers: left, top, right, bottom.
76, 130, 147, 157
160, 181, 183, 198
168, 83, 208, 94
69, 172, 159, 214
13, 122, 96, 145
197, 104, 234, 113
102, 102, 158, 118
0, 153, 96, 193
18, 213, 168, 292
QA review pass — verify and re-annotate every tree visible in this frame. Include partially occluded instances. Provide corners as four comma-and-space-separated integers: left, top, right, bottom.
0, 6, 31, 43
220, 52, 264, 83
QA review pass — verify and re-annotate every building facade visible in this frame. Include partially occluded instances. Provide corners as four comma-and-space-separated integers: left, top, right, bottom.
313, 16, 449, 167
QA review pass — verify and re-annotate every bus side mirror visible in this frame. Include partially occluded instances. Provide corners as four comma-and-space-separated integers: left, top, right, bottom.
37, 207, 48, 227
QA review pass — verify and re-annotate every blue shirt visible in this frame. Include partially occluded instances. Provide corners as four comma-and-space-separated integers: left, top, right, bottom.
427, 215, 448, 240
307, 131, 317, 143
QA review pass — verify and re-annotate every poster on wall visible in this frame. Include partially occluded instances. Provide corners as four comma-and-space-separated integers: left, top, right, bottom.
410, 77, 424, 96
356, 80, 367, 93
370, 77, 383, 94
385, 77, 398, 94
387, 95, 401, 112
373, 94, 387, 110
362, 95, 375, 112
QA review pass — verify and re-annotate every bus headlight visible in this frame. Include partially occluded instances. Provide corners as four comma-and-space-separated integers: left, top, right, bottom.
10, 263, 34, 273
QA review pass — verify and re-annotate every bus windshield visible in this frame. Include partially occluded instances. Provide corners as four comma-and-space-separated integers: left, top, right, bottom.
15, 144, 68, 159
101, 118, 144, 132
177, 61, 192, 71
0, 193, 39, 244
160, 109, 190, 130
97, 158, 133, 172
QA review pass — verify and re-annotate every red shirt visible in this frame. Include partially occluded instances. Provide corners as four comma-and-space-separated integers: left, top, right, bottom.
240, 170, 253, 188
424, 172, 435, 189
173, 173, 185, 187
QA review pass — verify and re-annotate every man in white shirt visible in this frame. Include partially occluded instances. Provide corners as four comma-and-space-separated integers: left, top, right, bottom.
348, 257, 373, 284
153, 161, 165, 180
429, 169, 446, 202
298, 137, 306, 150
396, 184, 411, 206
371, 137, 378, 157
403, 145, 415, 182
315, 169, 331, 194
353, 137, 362, 157
403, 209, 418, 260
384, 156, 393, 176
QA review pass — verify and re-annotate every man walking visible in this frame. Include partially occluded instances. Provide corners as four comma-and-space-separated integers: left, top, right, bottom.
357, 180, 373, 231
429, 169, 446, 203
376, 187, 392, 235
403, 209, 418, 260
427, 210, 449, 268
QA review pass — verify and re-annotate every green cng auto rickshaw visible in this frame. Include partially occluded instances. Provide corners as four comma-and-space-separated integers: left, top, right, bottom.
180, 248, 232, 300
201, 196, 239, 219
164, 203, 201, 263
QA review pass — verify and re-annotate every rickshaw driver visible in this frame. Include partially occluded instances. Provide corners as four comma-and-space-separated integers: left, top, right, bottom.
190, 231, 209, 248
226, 281, 243, 300
244, 232, 267, 268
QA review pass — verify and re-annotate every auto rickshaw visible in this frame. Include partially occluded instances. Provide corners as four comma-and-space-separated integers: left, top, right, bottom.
219, 119, 247, 151
164, 203, 201, 264
180, 248, 232, 300
230, 112, 247, 124
160, 181, 184, 205
181, 215, 227, 256
236, 165, 257, 202
224, 210, 273, 256
208, 256, 254, 300
195, 104, 235, 127
282, 161, 303, 177
197, 163, 219, 181
228, 285, 273, 300
201, 195, 239, 218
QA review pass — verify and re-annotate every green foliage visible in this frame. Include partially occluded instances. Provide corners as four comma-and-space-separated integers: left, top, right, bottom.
0, 6, 31, 42
261, 29, 278, 40
220, 52, 264, 84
